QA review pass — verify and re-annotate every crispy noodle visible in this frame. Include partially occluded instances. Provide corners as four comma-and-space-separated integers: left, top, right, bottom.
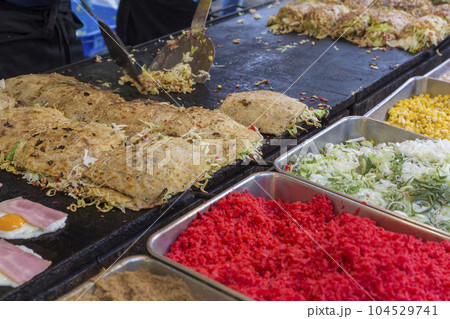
194, 138, 264, 192
0, 152, 134, 213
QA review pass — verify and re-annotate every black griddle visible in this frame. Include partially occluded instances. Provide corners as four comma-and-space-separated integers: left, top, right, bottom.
1, 0, 449, 300
55, 2, 447, 113
0, 171, 196, 300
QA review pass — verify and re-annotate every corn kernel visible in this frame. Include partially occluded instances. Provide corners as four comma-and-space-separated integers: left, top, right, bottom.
386, 94, 450, 140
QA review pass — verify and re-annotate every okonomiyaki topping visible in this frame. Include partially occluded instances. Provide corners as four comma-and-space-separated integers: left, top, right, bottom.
121, 63, 195, 95
0, 239, 51, 286
0, 197, 67, 230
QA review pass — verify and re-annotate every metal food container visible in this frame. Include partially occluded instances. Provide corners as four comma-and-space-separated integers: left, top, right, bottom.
275, 116, 426, 167
425, 58, 450, 80
274, 116, 450, 239
59, 255, 236, 301
147, 172, 448, 301
364, 76, 450, 122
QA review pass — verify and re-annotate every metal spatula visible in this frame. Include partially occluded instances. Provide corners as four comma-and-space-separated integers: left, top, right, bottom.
79, 0, 142, 85
148, 0, 215, 83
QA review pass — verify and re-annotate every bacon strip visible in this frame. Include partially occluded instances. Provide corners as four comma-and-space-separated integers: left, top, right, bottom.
0, 239, 51, 285
0, 197, 67, 229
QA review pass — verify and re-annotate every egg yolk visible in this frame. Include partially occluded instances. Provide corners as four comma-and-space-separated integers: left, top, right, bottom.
0, 214, 26, 231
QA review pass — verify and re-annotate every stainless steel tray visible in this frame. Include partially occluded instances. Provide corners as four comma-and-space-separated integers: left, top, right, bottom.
425, 58, 450, 80
147, 172, 448, 301
59, 255, 236, 301
365, 76, 450, 122
276, 116, 426, 165
274, 116, 450, 239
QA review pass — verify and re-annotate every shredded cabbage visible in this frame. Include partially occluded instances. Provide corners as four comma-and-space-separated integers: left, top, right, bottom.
288, 139, 450, 233
83, 149, 98, 167
121, 63, 196, 95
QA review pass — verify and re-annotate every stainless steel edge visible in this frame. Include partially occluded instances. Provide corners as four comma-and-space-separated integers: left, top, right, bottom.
147, 172, 448, 301
59, 255, 236, 301
365, 76, 450, 121
273, 116, 450, 239
147, 175, 259, 301
364, 76, 418, 121
274, 116, 426, 170
425, 58, 450, 80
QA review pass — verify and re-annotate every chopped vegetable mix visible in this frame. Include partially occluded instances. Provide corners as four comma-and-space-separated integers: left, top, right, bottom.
288, 139, 450, 232
268, 0, 449, 53
120, 63, 195, 95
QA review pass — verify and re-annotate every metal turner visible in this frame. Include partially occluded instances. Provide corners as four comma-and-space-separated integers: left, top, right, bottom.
148, 0, 215, 83
79, 0, 142, 86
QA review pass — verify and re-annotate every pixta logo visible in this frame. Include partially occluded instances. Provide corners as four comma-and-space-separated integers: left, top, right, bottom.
308, 306, 351, 318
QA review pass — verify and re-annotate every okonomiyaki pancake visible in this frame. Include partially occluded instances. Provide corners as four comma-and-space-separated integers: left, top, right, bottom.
358, 8, 414, 47
93, 100, 263, 166
303, 3, 351, 39
375, 0, 433, 16
433, 4, 450, 21
0, 107, 70, 154
90, 100, 182, 136
220, 90, 307, 136
13, 121, 126, 178
336, 8, 372, 40
81, 185, 141, 211
3, 73, 80, 106
266, 0, 320, 34
33, 83, 125, 122
182, 106, 263, 165
268, 0, 448, 53
0, 93, 16, 110
341, 0, 374, 7
86, 136, 212, 208
390, 14, 450, 52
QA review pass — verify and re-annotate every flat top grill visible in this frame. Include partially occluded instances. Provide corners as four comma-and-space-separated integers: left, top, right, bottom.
1, 0, 448, 300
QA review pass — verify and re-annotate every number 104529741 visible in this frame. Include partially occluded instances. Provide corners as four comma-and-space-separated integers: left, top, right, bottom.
368, 305, 438, 316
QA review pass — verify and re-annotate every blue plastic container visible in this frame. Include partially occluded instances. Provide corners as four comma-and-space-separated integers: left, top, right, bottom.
71, 0, 117, 57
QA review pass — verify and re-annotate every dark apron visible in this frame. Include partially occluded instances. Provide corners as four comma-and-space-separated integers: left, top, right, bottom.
117, 0, 198, 46
0, 0, 84, 78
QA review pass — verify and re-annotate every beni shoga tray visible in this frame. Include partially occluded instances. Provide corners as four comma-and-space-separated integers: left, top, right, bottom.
147, 172, 448, 300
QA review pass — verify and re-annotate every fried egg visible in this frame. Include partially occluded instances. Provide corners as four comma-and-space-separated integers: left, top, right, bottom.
0, 212, 66, 240
0, 246, 41, 288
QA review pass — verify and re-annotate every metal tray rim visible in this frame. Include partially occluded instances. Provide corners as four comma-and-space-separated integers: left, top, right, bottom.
364, 76, 419, 118
274, 171, 450, 239
58, 255, 238, 301
147, 175, 260, 301
147, 171, 449, 302
364, 76, 450, 119
58, 255, 150, 301
273, 118, 450, 240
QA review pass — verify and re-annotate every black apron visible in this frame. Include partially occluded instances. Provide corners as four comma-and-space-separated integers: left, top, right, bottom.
117, 0, 198, 46
0, 0, 84, 78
